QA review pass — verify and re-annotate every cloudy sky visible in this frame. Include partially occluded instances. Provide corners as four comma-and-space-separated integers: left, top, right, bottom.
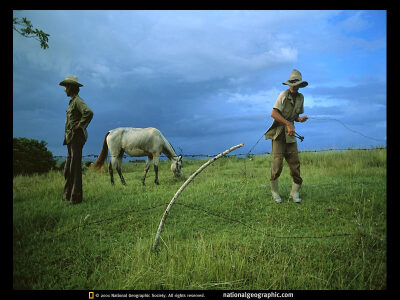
13, 10, 386, 159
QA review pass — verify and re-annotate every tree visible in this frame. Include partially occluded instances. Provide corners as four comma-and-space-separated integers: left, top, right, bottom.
13, 138, 57, 176
13, 17, 50, 49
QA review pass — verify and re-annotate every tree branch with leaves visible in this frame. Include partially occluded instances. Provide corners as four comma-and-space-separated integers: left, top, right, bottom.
13, 17, 50, 49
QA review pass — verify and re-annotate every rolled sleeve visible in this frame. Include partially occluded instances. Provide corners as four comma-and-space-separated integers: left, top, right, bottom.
273, 91, 286, 113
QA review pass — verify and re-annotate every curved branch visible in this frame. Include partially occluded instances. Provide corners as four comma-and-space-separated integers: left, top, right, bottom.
152, 143, 244, 251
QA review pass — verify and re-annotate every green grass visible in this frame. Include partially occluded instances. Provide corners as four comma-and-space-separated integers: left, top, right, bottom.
13, 149, 386, 290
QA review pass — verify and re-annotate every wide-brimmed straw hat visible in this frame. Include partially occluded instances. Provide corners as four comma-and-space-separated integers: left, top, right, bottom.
282, 69, 308, 88
59, 75, 83, 87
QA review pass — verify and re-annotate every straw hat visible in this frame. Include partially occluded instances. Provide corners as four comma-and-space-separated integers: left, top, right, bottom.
59, 75, 83, 87
282, 69, 308, 88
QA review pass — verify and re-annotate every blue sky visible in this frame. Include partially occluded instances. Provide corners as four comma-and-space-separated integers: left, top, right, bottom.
13, 10, 386, 158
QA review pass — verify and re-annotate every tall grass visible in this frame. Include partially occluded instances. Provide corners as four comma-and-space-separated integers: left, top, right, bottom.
13, 149, 386, 290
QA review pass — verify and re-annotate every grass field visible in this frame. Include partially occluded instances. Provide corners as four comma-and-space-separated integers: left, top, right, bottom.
13, 148, 386, 290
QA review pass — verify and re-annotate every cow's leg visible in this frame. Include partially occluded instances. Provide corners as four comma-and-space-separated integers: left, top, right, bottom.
109, 160, 115, 185
142, 155, 153, 186
116, 149, 126, 185
153, 154, 160, 185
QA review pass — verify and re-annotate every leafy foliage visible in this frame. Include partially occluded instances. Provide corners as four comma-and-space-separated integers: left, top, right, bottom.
13, 137, 56, 176
13, 17, 50, 49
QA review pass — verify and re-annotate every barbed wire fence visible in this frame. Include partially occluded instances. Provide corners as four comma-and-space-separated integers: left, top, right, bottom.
48, 194, 372, 244
45, 193, 375, 265
52, 146, 386, 162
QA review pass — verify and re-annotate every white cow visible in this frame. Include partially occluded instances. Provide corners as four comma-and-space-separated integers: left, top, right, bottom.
93, 127, 182, 185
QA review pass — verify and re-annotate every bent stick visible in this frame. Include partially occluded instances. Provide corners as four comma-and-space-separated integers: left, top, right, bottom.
152, 143, 244, 251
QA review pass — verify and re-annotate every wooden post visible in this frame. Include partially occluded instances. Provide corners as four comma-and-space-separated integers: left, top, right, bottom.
152, 143, 244, 251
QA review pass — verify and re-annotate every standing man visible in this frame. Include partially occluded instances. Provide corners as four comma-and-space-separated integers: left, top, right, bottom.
264, 69, 308, 203
60, 75, 93, 205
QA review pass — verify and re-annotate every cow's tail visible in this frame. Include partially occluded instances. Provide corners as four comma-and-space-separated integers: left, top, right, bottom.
92, 132, 110, 170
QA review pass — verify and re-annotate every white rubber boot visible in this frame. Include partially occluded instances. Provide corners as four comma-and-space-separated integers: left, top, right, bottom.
270, 179, 282, 203
290, 182, 302, 203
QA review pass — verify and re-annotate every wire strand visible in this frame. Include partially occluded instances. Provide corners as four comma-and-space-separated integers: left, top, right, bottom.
307, 117, 386, 142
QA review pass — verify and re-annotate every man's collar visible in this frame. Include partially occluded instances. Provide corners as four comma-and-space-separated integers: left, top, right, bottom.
68, 94, 78, 104
286, 89, 298, 104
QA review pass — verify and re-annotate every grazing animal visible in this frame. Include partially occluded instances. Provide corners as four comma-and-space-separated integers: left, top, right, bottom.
92, 127, 182, 185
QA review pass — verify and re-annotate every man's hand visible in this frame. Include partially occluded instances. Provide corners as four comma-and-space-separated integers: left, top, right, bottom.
271, 108, 296, 136
297, 116, 308, 123
286, 123, 295, 136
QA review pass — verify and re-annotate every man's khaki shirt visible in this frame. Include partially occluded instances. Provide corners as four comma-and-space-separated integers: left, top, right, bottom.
264, 89, 304, 143
64, 95, 93, 145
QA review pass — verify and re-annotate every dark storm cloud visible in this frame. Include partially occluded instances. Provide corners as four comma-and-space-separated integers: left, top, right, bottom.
13, 10, 386, 157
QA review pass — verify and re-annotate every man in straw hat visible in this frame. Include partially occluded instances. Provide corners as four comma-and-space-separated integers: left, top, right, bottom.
60, 75, 93, 205
264, 69, 308, 203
